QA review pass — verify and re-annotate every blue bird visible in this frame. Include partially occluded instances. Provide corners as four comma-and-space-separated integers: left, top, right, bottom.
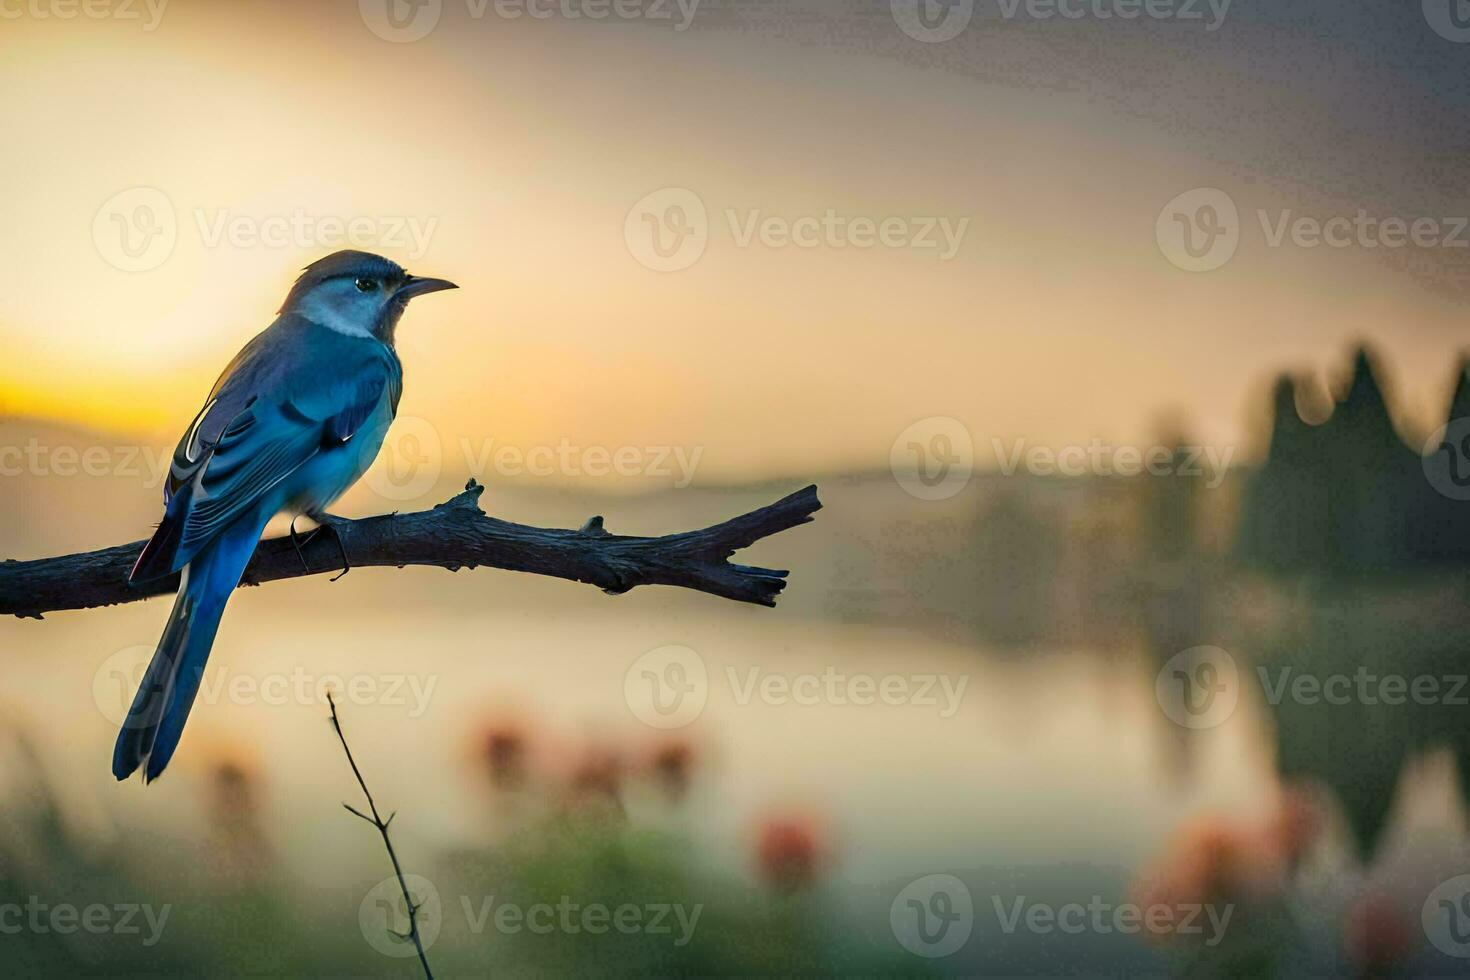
115, 251, 457, 782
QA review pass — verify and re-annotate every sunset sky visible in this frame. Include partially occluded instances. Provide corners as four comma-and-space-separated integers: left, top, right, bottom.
3, 1, 1468, 481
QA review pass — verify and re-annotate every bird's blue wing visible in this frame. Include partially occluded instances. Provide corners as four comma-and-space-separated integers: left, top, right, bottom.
324, 371, 391, 446
130, 318, 394, 582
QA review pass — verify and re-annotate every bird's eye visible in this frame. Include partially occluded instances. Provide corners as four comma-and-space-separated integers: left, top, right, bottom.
354, 278, 378, 292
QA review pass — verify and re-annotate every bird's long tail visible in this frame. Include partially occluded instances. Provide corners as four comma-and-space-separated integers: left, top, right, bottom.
112, 514, 266, 782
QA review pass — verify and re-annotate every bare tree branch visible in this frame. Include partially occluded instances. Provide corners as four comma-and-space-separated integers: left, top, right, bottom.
0, 481, 822, 619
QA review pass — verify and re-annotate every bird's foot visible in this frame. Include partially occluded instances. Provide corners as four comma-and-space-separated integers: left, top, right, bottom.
307, 512, 353, 582
288, 515, 315, 573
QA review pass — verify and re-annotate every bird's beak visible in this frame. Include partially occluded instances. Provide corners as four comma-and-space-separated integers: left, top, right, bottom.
396, 275, 458, 300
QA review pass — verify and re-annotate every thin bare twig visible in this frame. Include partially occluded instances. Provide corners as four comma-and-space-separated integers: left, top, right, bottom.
327, 691, 434, 980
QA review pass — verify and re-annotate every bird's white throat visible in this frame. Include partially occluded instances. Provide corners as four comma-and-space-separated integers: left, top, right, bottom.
298, 294, 378, 338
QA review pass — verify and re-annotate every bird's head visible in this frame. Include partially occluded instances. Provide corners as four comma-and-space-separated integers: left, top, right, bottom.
279, 250, 457, 344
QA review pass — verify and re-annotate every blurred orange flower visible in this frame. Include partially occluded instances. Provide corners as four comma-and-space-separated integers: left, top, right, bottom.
754, 812, 828, 893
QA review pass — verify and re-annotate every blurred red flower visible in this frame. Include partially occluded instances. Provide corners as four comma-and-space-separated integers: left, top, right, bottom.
755, 813, 826, 893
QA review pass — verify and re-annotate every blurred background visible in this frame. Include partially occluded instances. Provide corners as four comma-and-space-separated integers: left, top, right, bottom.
3, 1, 1470, 976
